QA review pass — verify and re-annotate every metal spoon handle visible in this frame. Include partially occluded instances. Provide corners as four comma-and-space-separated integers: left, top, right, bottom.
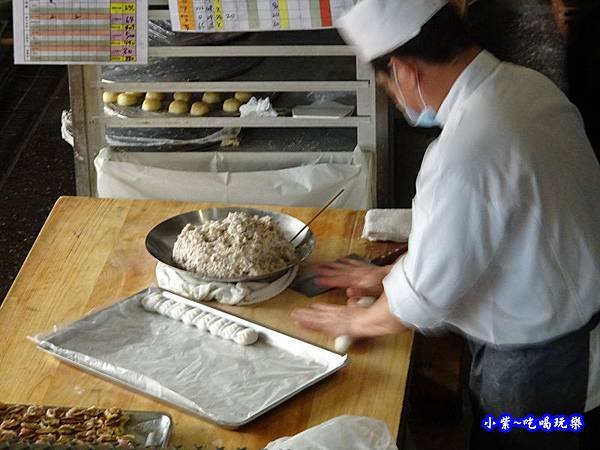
290, 189, 345, 243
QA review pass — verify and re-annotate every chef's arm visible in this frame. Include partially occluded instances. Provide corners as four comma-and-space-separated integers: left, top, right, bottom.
292, 290, 409, 338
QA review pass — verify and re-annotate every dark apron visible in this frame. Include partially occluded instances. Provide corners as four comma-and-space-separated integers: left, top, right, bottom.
469, 311, 600, 450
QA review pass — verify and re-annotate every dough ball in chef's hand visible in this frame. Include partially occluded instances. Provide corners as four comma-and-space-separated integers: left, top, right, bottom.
173, 92, 192, 102
234, 92, 253, 103
190, 101, 210, 117
145, 92, 165, 101
117, 93, 139, 107
202, 92, 222, 105
102, 91, 120, 104
223, 98, 242, 113
168, 100, 189, 114
142, 98, 162, 112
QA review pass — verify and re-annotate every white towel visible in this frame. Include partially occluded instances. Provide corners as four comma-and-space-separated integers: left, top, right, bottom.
156, 263, 298, 306
362, 209, 412, 242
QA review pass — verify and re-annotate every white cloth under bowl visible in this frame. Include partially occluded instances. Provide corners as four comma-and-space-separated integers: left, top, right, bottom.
156, 263, 298, 306
362, 209, 412, 242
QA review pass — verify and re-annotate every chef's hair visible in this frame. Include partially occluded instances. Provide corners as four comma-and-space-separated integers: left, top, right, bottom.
371, 4, 474, 72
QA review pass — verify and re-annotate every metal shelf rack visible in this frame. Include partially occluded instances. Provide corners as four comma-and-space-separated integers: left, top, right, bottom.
68, 0, 392, 206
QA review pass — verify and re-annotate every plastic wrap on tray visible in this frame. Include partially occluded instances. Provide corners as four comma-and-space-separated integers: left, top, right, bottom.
31, 288, 348, 428
102, 55, 263, 84
61, 109, 241, 150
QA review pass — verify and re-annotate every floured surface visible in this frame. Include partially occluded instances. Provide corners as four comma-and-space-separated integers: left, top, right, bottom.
34, 290, 334, 427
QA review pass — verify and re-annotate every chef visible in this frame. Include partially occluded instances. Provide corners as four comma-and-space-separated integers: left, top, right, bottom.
291, 1, 600, 449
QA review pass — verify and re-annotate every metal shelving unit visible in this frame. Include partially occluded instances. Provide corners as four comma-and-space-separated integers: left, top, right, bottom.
68, 0, 392, 206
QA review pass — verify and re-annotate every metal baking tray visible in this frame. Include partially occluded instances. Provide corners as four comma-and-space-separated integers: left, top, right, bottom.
0, 404, 171, 448
33, 288, 348, 429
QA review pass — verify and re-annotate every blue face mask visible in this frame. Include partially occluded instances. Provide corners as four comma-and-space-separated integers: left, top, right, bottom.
393, 66, 439, 128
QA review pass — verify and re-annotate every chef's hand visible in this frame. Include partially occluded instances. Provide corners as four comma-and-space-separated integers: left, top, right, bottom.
314, 257, 392, 298
292, 294, 408, 338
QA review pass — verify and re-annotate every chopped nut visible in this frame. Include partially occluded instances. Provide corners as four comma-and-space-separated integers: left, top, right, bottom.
97, 432, 117, 442
20, 421, 39, 430
117, 434, 137, 447
18, 427, 36, 439
0, 403, 136, 446
0, 430, 18, 442
41, 417, 59, 427
35, 433, 57, 444
103, 408, 122, 420
56, 434, 73, 444
84, 406, 100, 417
0, 419, 20, 430
6, 406, 26, 415
24, 405, 45, 418
104, 416, 121, 427
45, 407, 59, 419
58, 424, 76, 434
83, 418, 97, 430
65, 407, 86, 419
36, 426, 57, 434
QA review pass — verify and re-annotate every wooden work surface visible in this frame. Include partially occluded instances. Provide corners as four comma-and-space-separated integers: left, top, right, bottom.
0, 196, 414, 449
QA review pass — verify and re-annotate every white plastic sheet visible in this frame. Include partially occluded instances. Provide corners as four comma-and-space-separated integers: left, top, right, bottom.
265, 415, 398, 450
94, 147, 374, 208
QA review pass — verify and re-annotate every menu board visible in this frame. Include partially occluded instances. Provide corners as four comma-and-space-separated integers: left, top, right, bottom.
169, 0, 356, 32
13, 0, 148, 64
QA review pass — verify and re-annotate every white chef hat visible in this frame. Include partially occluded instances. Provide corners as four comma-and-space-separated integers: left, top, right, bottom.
337, 0, 448, 62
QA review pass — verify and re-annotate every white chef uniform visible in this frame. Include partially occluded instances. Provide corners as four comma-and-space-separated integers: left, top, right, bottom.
382, 50, 600, 412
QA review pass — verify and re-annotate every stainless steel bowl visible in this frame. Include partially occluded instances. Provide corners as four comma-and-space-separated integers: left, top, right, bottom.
145, 207, 316, 283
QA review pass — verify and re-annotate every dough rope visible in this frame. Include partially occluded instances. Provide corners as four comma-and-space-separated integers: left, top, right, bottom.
141, 297, 258, 345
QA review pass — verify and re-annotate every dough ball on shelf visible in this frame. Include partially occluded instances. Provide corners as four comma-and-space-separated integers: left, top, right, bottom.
222, 97, 241, 113
102, 91, 120, 104
202, 92, 222, 105
168, 100, 189, 114
173, 92, 192, 102
117, 93, 139, 107
234, 92, 253, 103
142, 98, 162, 112
190, 101, 210, 117
125, 92, 145, 97
145, 92, 165, 101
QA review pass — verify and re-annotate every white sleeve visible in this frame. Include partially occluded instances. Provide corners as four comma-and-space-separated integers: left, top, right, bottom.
383, 174, 508, 331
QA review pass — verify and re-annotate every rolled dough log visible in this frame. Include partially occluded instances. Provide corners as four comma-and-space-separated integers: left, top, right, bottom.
145, 92, 165, 101
202, 92, 222, 105
140, 294, 162, 311
173, 92, 192, 102
234, 92, 253, 103
223, 98, 241, 113
334, 297, 376, 353
181, 308, 201, 325
168, 303, 190, 320
102, 91, 120, 104
140, 296, 258, 345
156, 300, 178, 316
117, 93, 138, 107
168, 100, 189, 114
142, 98, 162, 112
190, 101, 210, 117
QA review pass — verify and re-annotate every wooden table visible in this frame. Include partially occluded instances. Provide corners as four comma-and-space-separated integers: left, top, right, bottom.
0, 197, 414, 449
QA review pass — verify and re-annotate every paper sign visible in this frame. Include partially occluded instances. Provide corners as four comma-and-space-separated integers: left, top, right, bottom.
168, 0, 356, 32
13, 0, 148, 64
